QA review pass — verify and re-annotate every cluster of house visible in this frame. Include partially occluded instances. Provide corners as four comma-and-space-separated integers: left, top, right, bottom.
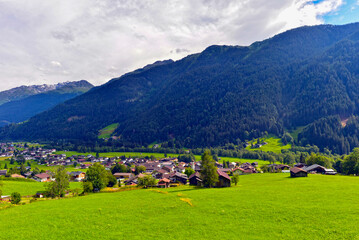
290, 163, 337, 177
110, 158, 262, 188
0, 169, 86, 183
0, 143, 56, 159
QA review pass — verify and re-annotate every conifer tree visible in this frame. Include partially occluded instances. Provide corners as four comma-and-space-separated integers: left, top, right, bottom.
200, 150, 218, 188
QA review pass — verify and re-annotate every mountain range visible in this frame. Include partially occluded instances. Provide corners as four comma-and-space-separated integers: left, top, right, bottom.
0, 80, 93, 127
2, 23, 359, 154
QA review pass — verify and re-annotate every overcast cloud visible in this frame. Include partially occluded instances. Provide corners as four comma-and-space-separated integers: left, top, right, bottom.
0, 0, 344, 90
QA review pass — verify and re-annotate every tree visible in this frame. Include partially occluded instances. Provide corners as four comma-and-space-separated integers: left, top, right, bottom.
107, 174, 117, 187
85, 163, 109, 192
82, 181, 93, 193
137, 175, 156, 188
46, 167, 70, 198
305, 153, 333, 169
4, 163, 7, 169
10, 192, 21, 204
111, 164, 129, 174
343, 148, 359, 175
178, 154, 195, 163
135, 165, 146, 175
0, 181, 3, 196
32, 167, 40, 176
282, 132, 293, 145
184, 167, 195, 177
231, 173, 240, 186
16, 155, 25, 165
200, 150, 218, 188
269, 156, 276, 165
20, 164, 27, 175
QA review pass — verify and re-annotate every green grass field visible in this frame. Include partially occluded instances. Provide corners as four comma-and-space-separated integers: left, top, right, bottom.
0, 159, 80, 173
1, 180, 82, 196
246, 135, 291, 153
98, 123, 119, 139
1, 174, 359, 239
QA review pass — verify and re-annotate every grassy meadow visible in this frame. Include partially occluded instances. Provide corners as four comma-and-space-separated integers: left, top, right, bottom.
0, 158, 80, 173
1, 174, 359, 239
1, 180, 82, 196
246, 135, 291, 153
98, 123, 119, 139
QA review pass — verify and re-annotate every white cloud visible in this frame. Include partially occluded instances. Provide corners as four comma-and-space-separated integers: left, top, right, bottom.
0, 0, 343, 90
273, 0, 343, 30
50, 61, 62, 67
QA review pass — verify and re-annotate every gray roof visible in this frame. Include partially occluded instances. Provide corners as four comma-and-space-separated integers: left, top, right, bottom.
69, 171, 84, 176
302, 164, 325, 172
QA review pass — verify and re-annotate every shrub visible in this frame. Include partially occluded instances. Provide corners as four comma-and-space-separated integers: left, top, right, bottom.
10, 192, 21, 204
107, 174, 117, 187
82, 181, 93, 193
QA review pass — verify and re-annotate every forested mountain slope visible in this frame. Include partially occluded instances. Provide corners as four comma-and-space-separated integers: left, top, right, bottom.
2, 23, 359, 154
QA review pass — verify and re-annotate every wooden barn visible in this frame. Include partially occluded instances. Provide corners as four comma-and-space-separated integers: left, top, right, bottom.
290, 167, 307, 178
189, 172, 202, 186
216, 169, 231, 187
158, 178, 170, 188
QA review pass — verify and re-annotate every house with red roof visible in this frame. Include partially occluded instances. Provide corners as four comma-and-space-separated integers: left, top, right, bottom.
34, 173, 52, 182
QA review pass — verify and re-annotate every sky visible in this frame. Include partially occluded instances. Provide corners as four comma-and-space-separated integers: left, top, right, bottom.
0, 0, 358, 91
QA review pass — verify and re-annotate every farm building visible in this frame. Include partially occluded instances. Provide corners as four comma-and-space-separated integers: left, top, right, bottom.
216, 169, 231, 187
290, 167, 307, 177
189, 172, 202, 186
11, 174, 25, 178
113, 173, 133, 180
33, 173, 52, 182
303, 164, 326, 174
0, 170, 7, 176
158, 178, 170, 188
324, 169, 337, 175
69, 171, 86, 182
169, 172, 188, 184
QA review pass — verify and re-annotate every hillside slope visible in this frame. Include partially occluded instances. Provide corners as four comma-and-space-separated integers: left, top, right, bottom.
2, 23, 359, 153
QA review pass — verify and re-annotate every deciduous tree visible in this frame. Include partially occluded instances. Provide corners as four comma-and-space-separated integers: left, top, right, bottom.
137, 175, 156, 188
85, 163, 109, 192
184, 167, 195, 177
46, 166, 70, 198
231, 173, 240, 186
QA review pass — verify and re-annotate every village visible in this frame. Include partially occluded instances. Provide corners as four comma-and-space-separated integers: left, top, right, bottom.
0, 142, 338, 192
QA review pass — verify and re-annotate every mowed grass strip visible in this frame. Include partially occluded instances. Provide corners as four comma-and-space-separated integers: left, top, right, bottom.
1, 174, 359, 239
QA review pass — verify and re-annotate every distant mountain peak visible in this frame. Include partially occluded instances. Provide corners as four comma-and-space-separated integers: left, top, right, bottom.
0, 80, 93, 106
